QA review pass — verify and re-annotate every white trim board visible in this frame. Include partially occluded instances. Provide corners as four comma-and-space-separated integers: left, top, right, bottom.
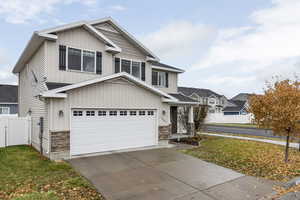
41, 72, 177, 101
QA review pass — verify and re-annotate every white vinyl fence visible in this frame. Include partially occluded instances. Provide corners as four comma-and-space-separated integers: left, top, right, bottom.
205, 113, 253, 124
0, 116, 31, 148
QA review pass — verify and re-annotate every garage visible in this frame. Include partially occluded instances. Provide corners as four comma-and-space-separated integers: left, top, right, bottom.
70, 109, 158, 156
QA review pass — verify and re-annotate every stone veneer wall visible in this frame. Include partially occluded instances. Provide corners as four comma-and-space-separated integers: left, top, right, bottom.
159, 125, 171, 140
50, 131, 70, 153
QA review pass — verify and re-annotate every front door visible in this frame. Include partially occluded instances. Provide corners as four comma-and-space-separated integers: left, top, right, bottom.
170, 106, 178, 134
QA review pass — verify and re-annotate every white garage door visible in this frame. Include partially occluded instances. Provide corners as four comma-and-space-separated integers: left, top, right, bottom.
70, 109, 157, 156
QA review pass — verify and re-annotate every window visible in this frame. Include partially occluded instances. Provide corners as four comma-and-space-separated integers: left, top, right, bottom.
132, 61, 140, 78
115, 57, 145, 80
68, 48, 81, 71
83, 50, 95, 72
109, 111, 118, 116
209, 99, 215, 104
73, 110, 83, 116
139, 111, 146, 116
147, 111, 154, 116
130, 111, 137, 116
120, 111, 127, 116
121, 59, 131, 73
98, 111, 106, 116
152, 71, 168, 87
86, 111, 95, 116
65, 46, 101, 74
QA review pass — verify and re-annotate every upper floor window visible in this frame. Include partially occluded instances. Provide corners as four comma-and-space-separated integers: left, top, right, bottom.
209, 99, 215, 104
59, 45, 102, 74
152, 71, 168, 87
114, 57, 145, 81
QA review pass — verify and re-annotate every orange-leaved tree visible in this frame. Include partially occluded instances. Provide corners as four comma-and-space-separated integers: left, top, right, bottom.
249, 78, 300, 163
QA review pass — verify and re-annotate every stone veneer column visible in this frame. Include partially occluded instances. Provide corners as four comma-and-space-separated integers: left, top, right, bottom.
50, 131, 70, 160
158, 125, 171, 140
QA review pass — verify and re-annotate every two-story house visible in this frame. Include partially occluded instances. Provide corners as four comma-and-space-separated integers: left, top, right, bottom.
178, 87, 228, 113
223, 93, 252, 115
12, 17, 198, 160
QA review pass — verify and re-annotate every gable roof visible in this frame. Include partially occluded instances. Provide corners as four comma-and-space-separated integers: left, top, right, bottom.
13, 17, 160, 74
89, 17, 159, 61
168, 93, 198, 103
178, 87, 222, 98
151, 62, 184, 73
0, 85, 18, 103
231, 93, 252, 101
42, 72, 177, 101
223, 100, 246, 112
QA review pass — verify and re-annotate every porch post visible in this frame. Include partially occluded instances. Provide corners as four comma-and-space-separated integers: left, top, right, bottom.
187, 106, 195, 136
188, 106, 194, 123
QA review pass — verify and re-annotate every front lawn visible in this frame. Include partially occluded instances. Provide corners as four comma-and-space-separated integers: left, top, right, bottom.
181, 136, 300, 181
0, 146, 104, 200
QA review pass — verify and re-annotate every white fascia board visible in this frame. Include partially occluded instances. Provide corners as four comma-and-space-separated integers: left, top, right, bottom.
89, 17, 160, 61
0, 102, 18, 104
37, 33, 58, 41
146, 56, 159, 62
41, 93, 67, 98
42, 72, 177, 101
151, 65, 185, 73
162, 98, 199, 105
83, 24, 121, 52
38, 21, 87, 34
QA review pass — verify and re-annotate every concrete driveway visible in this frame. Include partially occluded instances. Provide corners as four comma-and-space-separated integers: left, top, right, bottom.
69, 148, 275, 200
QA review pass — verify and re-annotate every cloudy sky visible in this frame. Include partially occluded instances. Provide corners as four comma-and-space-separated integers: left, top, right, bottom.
0, 0, 299, 98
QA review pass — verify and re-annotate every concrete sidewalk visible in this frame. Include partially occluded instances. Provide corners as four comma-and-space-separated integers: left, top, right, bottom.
201, 133, 299, 148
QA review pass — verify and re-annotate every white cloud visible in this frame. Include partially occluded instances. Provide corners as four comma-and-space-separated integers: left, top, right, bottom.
141, 21, 217, 62
110, 5, 126, 11
193, 0, 300, 72
0, 0, 97, 24
0, 49, 16, 84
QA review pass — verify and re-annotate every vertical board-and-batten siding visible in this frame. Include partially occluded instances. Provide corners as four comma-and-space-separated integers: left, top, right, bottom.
49, 78, 171, 133
46, 27, 113, 84
18, 43, 49, 153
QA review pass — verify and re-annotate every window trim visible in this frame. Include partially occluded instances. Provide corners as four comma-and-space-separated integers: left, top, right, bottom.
152, 70, 167, 87
0, 107, 10, 115
64, 45, 99, 74
114, 57, 143, 79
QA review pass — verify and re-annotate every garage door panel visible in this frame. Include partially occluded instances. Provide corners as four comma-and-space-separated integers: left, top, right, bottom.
71, 109, 157, 156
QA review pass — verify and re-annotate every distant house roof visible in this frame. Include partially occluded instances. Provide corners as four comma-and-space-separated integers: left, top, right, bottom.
178, 87, 222, 98
168, 93, 199, 103
223, 100, 246, 112
46, 82, 71, 90
151, 62, 185, 73
0, 84, 18, 103
231, 93, 252, 101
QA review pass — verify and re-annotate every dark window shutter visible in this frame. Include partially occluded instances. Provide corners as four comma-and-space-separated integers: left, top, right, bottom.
166, 72, 169, 88
59, 45, 66, 71
152, 71, 158, 86
115, 57, 120, 73
96, 52, 102, 74
141, 62, 146, 81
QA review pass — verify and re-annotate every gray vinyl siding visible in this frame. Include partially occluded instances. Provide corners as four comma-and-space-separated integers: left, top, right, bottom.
151, 68, 178, 93
0, 104, 18, 114
94, 22, 119, 33
49, 78, 170, 132
45, 27, 113, 84
19, 43, 49, 155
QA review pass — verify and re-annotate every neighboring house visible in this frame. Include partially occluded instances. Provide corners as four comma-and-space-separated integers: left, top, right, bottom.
223, 93, 252, 115
0, 85, 18, 115
13, 17, 197, 160
178, 87, 228, 113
